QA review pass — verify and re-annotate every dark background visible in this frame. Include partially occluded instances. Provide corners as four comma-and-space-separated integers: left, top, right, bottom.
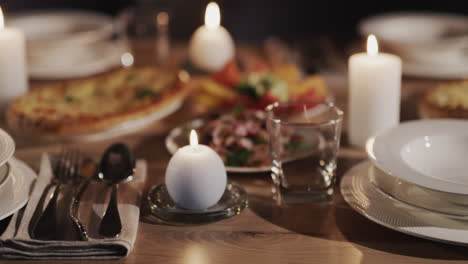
1, 0, 468, 41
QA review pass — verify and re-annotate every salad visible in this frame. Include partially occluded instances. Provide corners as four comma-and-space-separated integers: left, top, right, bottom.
202, 109, 270, 167
193, 60, 328, 111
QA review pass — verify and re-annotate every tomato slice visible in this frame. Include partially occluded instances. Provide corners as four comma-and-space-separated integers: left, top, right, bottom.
212, 60, 241, 87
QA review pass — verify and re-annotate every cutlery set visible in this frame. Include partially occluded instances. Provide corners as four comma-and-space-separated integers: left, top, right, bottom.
31, 143, 135, 241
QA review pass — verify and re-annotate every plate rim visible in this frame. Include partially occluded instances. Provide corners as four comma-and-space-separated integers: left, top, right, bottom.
0, 129, 15, 169
341, 160, 468, 247
367, 119, 468, 195
0, 157, 37, 221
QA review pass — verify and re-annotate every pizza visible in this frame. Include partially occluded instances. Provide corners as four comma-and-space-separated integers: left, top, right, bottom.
6, 67, 191, 135
420, 80, 468, 119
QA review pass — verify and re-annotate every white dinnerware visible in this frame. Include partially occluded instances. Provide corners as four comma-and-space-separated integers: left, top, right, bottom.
0, 158, 36, 220
342, 161, 468, 247
367, 119, 468, 194
8, 10, 128, 79
359, 12, 468, 79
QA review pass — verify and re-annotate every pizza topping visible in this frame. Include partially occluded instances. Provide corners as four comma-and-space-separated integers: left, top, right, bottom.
428, 81, 468, 110
8, 67, 189, 134
135, 88, 159, 99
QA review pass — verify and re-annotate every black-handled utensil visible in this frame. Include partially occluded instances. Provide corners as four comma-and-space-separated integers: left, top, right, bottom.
97, 143, 135, 238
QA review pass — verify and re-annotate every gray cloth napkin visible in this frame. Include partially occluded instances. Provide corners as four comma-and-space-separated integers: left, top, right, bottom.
0, 153, 147, 259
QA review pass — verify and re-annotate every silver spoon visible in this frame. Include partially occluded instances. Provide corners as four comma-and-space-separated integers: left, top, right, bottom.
98, 143, 135, 238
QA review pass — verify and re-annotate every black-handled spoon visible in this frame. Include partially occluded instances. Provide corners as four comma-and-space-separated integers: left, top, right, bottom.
98, 143, 135, 238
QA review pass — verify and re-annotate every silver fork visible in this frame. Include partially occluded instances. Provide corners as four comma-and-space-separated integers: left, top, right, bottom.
69, 158, 91, 241
32, 149, 80, 240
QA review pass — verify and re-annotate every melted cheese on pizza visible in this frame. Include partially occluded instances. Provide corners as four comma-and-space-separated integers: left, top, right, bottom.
428, 80, 468, 110
15, 68, 178, 121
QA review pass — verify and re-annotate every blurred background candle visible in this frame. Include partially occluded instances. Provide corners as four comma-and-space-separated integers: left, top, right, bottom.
188, 2, 234, 73
0, 7, 27, 110
348, 34, 402, 148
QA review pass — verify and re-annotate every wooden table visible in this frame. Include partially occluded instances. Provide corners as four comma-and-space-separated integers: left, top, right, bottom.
5, 40, 468, 264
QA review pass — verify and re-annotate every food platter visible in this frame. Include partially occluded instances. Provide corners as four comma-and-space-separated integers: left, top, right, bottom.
12, 98, 183, 142
166, 118, 272, 173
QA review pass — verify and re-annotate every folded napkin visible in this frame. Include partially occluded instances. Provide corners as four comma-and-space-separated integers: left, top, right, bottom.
0, 154, 147, 259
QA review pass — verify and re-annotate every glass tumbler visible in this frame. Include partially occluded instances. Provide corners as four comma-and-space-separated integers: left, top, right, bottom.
266, 101, 343, 203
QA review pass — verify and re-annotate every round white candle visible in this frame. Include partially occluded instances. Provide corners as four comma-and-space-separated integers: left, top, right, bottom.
348, 35, 402, 148
188, 2, 234, 73
0, 7, 27, 109
165, 130, 227, 210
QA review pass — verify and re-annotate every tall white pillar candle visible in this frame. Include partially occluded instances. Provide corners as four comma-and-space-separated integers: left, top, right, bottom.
188, 2, 234, 73
0, 7, 27, 109
348, 35, 402, 148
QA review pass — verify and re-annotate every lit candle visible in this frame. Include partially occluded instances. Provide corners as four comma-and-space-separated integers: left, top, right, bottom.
348, 35, 402, 148
0, 7, 27, 109
188, 2, 235, 73
165, 130, 227, 210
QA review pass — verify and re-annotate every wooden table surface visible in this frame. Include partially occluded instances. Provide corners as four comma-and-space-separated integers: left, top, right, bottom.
3, 39, 468, 264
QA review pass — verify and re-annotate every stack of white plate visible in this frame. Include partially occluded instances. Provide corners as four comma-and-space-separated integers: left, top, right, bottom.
7, 10, 129, 80
0, 129, 36, 221
359, 12, 468, 79
342, 120, 468, 245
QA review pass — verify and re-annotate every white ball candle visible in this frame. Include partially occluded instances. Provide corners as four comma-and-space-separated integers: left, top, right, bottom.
165, 130, 227, 210
0, 7, 27, 110
348, 35, 402, 148
188, 2, 234, 73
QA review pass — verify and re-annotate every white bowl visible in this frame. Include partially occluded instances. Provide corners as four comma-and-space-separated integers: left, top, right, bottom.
367, 120, 468, 195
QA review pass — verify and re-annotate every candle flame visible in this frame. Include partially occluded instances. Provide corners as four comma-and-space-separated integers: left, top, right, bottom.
0, 7, 4, 29
190, 129, 198, 146
205, 2, 220, 29
367, 34, 378, 56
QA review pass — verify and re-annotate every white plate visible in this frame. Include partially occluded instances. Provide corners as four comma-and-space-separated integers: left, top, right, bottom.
0, 158, 37, 221
0, 163, 11, 191
367, 120, 468, 194
27, 41, 128, 80
0, 129, 15, 169
166, 119, 271, 173
342, 160, 468, 246
359, 12, 468, 79
403, 61, 468, 80
8, 10, 113, 46
370, 164, 468, 218
359, 12, 468, 47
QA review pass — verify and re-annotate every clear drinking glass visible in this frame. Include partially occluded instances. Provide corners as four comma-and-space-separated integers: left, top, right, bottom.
266, 101, 343, 203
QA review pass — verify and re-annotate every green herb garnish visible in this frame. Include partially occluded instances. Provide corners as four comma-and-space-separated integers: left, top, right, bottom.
135, 88, 158, 99
236, 81, 259, 99
252, 136, 268, 145
65, 96, 75, 103
228, 104, 246, 115
126, 72, 137, 81
225, 149, 253, 166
